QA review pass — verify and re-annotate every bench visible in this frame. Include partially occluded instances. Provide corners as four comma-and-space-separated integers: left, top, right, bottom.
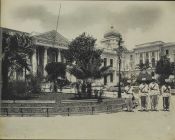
1, 100, 55, 117
61, 99, 98, 104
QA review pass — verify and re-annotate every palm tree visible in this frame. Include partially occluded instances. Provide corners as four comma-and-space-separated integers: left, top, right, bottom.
63, 33, 112, 98
45, 62, 69, 92
67, 52, 112, 98
2, 31, 34, 94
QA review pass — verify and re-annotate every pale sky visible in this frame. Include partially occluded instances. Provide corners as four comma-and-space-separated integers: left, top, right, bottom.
2, 0, 175, 49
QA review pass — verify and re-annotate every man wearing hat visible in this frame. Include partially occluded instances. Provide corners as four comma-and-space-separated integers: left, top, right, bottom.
124, 79, 134, 112
139, 78, 149, 111
149, 77, 160, 111
161, 79, 171, 111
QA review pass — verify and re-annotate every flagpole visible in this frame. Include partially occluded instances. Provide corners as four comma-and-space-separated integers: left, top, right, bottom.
53, 3, 61, 47
56, 3, 61, 33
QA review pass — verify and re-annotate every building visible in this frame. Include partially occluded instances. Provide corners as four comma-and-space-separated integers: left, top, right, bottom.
2, 28, 70, 81
2, 27, 175, 88
123, 41, 175, 80
99, 27, 175, 84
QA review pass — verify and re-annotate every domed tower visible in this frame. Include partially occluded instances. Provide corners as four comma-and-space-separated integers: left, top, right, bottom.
101, 26, 121, 50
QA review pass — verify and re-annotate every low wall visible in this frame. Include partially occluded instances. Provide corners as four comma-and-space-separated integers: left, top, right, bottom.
1, 98, 125, 116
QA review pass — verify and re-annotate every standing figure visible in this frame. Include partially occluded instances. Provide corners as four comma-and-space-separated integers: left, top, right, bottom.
149, 77, 160, 111
161, 79, 171, 111
124, 80, 134, 112
139, 78, 149, 111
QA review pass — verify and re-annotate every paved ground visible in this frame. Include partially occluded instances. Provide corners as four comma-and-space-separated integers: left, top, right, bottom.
0, 96, 175, 140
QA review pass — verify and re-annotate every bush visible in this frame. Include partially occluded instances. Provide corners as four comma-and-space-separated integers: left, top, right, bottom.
29, 74, 41, 93
8, 80, 27, 95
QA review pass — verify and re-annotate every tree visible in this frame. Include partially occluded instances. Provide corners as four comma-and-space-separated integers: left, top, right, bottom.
45, 62, 69, 92
136, 61, 150, 71
63, 33, 112, 98
155, 55, 173, 85
2, 31, 34, 94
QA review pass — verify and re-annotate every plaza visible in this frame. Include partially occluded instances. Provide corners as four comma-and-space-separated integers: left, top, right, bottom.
1, 96, 175, 140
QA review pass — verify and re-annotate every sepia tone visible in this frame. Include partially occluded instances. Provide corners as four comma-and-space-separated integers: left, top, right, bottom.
0, 0, 175, 140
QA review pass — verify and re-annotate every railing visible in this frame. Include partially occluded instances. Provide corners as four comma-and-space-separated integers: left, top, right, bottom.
1, 99, 125, 117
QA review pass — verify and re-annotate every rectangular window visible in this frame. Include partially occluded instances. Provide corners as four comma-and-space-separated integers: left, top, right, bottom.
140, 59, 143, 64
104, 58, 107, 66
110, 59, 113, 67
146, 52, 149, 58
140, 53, 143, 58
110, 73, 113, 82
152, 52, 155, 57
104, 76, 107, 85
152, 58, 155, 68
166, 49, 169, 55
130, 55, 133, 60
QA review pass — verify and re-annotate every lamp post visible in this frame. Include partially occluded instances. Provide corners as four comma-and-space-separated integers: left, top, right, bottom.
114, 35, 125, 98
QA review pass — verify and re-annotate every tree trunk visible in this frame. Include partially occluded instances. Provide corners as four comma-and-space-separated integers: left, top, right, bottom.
2, 57, 9, 95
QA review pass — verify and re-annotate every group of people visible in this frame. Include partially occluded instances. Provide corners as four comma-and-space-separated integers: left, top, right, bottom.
75, 81, 92, 97
124, 77, 171, 112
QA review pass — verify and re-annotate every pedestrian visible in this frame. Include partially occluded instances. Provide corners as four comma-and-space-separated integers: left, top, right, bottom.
139, 78, 149, 111
149, 77, 160, 111
124, 80, 134, 112
161, 79, 171, 111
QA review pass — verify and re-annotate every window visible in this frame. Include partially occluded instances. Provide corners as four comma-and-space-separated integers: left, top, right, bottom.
110, 73, 113, 82
166, 49, 169, 55
110, 59, 113, 67
152, 52, 155, 57
140, 53, 143, 58
130, 55, 133, 60
104, 58, 107, 66
152, 58, 155, 68
145, 59, 149, 65
61, 55, 64, 63
104, 76, 107, 85
140, 59, 143, 64
146, 52, 149, 58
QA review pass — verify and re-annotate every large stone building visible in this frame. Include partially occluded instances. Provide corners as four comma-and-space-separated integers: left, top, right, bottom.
2, 27, 175, 88
2, 28, 70, 82
125, 41, 175, 79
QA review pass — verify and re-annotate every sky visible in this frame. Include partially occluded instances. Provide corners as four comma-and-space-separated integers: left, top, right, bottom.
2, 0, 175, 49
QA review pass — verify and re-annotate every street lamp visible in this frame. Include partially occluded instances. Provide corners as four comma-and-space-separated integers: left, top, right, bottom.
114, 35, 125, 98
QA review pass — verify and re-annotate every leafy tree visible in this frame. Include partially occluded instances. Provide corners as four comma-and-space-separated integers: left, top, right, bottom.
45, 62, 69, 92
63, 33, 112, 98
155, 55, 173, 85
2, 31, 34, 94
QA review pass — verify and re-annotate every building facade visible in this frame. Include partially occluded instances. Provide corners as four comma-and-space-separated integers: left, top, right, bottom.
2, 27, 175, 88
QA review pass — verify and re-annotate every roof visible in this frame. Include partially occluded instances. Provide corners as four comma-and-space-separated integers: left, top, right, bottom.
134, 41, 164, 50
104, 26, 121, 39
32, 30, 69, 47
1, 27, 29, 35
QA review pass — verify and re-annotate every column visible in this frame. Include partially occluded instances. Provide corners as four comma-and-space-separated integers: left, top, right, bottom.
43, 47, 48, 76
142, 52, 145, 64
32, 48, 37, 75
149, 52, 151, 67
157, 51, 160, 60
57, 49, 61, 62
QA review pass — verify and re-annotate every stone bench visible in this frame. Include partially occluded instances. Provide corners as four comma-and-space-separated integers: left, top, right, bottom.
61, 99, 98, 104
1, 100, 56, 117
